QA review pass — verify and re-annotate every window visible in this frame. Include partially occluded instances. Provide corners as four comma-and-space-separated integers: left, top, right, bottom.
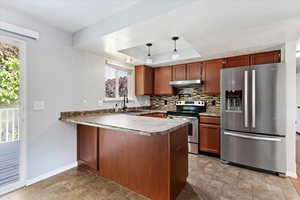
105, 65, 131, 100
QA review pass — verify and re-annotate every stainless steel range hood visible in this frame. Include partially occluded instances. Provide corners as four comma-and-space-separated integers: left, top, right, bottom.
169, 80, 202, 88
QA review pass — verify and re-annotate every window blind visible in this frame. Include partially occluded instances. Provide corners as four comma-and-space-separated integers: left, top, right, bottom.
0, 141, 19, 187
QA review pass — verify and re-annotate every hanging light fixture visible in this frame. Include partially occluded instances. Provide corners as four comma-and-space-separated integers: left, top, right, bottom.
171, 36, 180, 60
146, 43, 153, 64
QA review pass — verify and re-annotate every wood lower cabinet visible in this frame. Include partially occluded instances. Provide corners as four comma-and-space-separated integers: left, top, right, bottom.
135, 65, 153, 95
224, 55, 250, 68
187, 62, 203, 80
142, 113, 167, 118
199, 116, 220, 155
250, 50, 281, 65
203, 59, 224, 94
98, 126, 188, 200
154, 66, 174, 95
77, 125, 98, 171
77, 124, 188, 200
172, 64, 186, 81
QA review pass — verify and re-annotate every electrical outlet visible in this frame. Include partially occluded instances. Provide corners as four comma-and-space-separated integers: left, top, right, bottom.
83, 99, 88, 105
98, 99, 103, 106
33, 101, 45, 110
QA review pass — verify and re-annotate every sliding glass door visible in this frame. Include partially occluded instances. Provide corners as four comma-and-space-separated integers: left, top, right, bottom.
0, 36, 25, 194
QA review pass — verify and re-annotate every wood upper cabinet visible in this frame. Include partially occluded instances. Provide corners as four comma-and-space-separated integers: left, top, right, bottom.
77, 125, 98, 171
135, 65, 153, 95
224, 55, 250, 68
186, 62, 203, 80
154, 66, 174, 95
172, 64, 187, 81
202, 59, 224, 94
250, 50, 281, 65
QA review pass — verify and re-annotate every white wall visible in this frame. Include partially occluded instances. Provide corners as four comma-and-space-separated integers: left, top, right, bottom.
0, 8, 149, 180
297, 72, 300, 106
284, 39, 297, 178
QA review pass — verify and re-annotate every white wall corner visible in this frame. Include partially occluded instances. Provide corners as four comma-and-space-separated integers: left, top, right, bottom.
284, 39, 297, 178
26, 162, 78, 186
286, 170, 298, 179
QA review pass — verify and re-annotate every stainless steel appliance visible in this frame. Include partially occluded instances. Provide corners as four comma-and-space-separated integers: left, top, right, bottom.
167, 101, 206, 154
169, 80, 202, 88
221, 63, 286, 174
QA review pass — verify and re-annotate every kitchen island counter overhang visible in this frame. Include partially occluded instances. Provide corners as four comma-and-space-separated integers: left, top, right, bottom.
60, 112, 191, 200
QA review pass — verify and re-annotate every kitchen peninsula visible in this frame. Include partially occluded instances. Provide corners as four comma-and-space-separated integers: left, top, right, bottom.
61, 111, 190, 200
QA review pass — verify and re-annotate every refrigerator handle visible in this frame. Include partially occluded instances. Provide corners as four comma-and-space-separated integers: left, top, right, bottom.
244, 71, 248, 128
252, 70, 256, 128
224, 132, 281, 142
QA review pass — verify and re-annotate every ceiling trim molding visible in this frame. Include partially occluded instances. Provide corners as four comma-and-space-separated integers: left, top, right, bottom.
0, 21, 39, 40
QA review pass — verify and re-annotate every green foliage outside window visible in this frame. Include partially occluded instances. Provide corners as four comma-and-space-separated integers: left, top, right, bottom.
0, 43, 20, 105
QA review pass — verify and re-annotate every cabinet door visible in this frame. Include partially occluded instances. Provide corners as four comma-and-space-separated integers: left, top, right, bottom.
77, 125, 98, 171
172, 64, 186, 81
187, 62, 203, 80
224, 55, 250, 68
199, 124, 220, 155
135, 65, 153, 95
154, 66, 174, 95
250, 50, 280, 65
203, 59, 224, 94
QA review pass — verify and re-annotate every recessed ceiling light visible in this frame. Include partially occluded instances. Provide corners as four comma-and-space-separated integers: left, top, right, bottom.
126, 57, 132, 63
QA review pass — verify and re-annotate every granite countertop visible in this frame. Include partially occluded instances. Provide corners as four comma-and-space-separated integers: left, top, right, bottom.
62, 113, 190, 136
131, 110, 220, 117
125, 110, 168, 116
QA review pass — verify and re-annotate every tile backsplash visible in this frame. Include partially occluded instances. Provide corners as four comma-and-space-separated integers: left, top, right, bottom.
150, 88, 220, 114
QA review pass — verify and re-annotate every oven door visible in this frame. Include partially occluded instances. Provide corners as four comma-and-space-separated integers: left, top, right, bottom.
167, 115, 199, 143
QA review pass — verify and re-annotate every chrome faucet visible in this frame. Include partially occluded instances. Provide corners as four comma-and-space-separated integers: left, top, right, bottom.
122, 94, 129, 111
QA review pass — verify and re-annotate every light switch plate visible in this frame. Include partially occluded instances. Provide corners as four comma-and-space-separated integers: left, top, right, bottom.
33, 101, 45, 110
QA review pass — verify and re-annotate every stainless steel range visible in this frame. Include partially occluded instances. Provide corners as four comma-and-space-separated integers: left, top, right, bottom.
167, 101, 206, 154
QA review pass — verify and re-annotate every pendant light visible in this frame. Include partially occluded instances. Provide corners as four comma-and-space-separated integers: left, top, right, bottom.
146, 43, 153, 64
172, 36, 180, 60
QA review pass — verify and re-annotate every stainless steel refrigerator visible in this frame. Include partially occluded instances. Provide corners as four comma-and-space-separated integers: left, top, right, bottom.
221, 63, 286, 174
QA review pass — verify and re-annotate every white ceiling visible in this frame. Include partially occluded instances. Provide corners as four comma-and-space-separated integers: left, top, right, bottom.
0, 0, 143, 32
2, 0, 300, 65
119, 37, 201, 65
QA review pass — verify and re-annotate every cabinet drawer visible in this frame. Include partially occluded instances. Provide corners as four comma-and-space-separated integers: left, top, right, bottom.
221, 131, 286, 173
199, 116, 220, 125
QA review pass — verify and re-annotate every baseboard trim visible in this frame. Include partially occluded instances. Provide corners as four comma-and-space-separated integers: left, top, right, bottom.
0, 181, 25, 196
286, 170, 298, 179
26, 162, 78, 186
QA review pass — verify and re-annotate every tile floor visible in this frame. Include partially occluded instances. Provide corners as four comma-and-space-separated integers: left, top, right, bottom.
1, 154, 299, 200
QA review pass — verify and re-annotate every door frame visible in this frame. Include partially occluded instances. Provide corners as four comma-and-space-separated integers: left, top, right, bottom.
0, 35, 27, 195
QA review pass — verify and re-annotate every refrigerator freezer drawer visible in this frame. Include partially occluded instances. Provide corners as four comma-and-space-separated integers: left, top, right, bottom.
221, 130, 286, 173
